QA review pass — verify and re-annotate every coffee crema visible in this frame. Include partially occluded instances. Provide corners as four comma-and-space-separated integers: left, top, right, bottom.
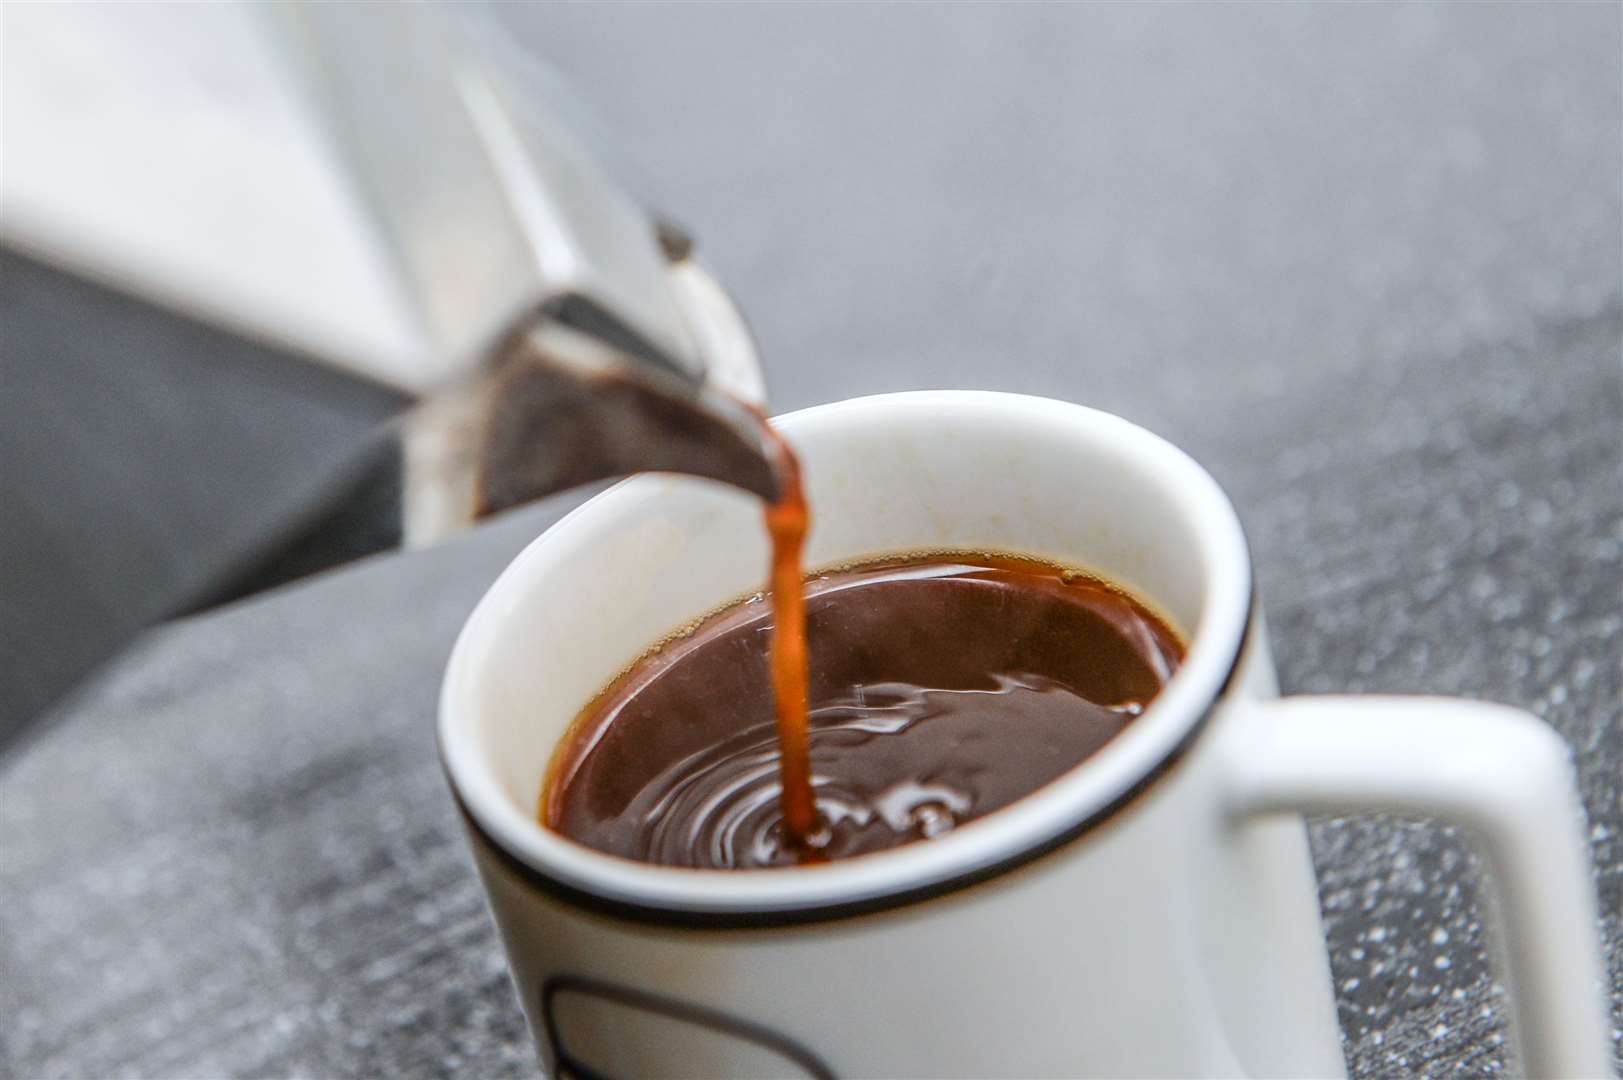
541, 553, 1184, 870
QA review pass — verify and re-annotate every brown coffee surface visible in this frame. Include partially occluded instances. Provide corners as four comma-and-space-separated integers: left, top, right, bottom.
543, 554, 1184, 870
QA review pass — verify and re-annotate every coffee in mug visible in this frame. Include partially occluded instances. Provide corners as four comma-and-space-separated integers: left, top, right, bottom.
544, 554, 1184, 869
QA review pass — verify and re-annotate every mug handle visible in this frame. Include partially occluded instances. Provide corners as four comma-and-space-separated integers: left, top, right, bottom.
1218, 696, 1613, 1078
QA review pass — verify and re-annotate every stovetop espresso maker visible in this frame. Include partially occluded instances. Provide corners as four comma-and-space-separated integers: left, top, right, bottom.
0, 1, 777, 748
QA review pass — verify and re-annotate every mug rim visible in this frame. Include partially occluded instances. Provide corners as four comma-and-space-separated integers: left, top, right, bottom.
438, 391, 1253, 926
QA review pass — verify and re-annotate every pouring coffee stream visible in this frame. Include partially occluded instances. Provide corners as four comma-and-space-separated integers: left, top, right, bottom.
757, 420, 823, 859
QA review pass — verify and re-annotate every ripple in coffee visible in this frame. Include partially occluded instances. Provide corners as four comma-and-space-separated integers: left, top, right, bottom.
542, 552, 1184, 869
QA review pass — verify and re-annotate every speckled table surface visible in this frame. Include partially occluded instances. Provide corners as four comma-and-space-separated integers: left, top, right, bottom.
3, 4, 1619, 1078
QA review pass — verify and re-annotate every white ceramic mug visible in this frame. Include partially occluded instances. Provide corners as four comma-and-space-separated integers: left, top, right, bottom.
439, 392, 1610, 1078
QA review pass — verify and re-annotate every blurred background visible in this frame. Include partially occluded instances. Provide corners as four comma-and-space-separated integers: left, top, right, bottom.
2, 3, 1619, 1076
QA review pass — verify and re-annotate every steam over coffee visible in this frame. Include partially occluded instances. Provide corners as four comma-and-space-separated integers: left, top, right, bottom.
543, 552, 1184, 870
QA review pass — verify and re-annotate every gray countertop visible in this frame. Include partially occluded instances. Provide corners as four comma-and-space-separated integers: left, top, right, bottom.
3, 4, 1619, 1077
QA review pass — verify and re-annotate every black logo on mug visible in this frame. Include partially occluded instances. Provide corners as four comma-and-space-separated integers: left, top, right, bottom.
539, 974, 835, 1080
